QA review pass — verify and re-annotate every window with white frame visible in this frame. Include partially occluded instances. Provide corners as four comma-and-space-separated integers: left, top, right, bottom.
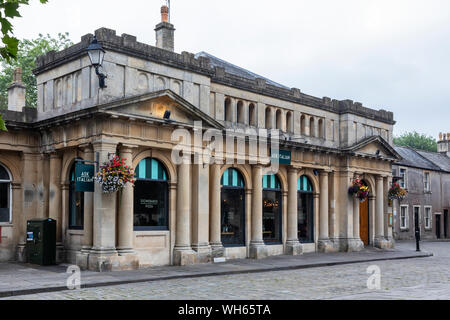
400, 205, 409, 229
424, 206, 432, 229
424, 172, 430, 192
0, 163, 12, 224
399, 168, 407, 188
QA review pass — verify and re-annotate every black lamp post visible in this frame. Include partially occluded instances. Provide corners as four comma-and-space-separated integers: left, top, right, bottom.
87, 36, 107, 88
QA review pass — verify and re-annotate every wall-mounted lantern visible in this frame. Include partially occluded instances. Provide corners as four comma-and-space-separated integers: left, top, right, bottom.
87, 36, 107, 88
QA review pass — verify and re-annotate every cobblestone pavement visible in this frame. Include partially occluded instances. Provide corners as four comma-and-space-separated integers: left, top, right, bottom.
2, 242, 449, 300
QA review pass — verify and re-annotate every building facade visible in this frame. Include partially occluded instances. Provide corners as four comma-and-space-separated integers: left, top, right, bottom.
393, 135, 450, 240
0, 7, 401, 271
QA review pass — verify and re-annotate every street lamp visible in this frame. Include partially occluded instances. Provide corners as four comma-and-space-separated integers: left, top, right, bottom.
87, 36, 107, 88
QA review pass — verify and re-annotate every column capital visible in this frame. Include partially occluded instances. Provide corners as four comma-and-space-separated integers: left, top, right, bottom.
78, 143, 93, 154
118, 144, 139, 154
48, 152, 62, 160
319, 169, 332, 176
288, 167, 299, 174
354, 171, 364, 178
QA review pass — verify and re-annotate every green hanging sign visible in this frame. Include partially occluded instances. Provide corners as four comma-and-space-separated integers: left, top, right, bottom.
271, 150, 291, 165
75, 163, 95, 192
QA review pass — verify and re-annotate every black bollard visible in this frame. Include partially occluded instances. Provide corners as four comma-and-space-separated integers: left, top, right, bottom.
415, 229, 420, 252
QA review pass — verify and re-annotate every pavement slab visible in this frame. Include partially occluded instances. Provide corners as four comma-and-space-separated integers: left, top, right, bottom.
0, 241, 435, 299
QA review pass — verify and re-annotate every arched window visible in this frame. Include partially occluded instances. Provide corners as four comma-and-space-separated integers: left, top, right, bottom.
276, 110, 282, 130
249, 103, 256, 127
0, 163, 12, 223
224, 98, 232, 122
286, 111, 293, 133
221, 168, 245, 246
237, 101, 245, 124
300, 115, 306, 135
69, 161, 84, 229
297, 175, 314, 243
318, 119, 324, 139
265, 107, 272, 129
310, 117, 315, 137
262, 174, 282, 244
134, 158, 169, 230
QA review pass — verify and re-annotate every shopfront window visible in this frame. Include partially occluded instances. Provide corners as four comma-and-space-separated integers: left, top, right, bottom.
134, 158, 169, 230
0, 163, 11, 223
69, 162, 84, 229
221, 168, 245, 246
298, 175, 314, 243
262, 174, 282, 244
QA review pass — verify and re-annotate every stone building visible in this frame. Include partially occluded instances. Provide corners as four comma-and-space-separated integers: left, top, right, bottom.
392, 134, 450, 240
0, 6, 401, 271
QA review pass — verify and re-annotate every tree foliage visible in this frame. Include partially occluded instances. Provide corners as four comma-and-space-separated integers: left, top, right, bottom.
0, 0, 48, 62
0, 32, 73, 109
394, 131, 438, 152
0, 0, 49, 131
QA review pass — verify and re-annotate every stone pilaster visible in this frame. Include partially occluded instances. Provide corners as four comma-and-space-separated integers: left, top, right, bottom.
87, 142, 119, 271
76, 146, 94, 269
209, 164, 224, 257
117, 146, 138, 256
285, 168, 302, 255
375, 175, 389, 249
349, 173, 364, 251
318, 170, 333, 252
249, 165, 267, 259
173, 160, 197, 265
48, 153, 63, 259
191, 163, 212, 263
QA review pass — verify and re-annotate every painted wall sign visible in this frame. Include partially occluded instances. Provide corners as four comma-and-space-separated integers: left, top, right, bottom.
75, 163, 95, 192
271, 150, 292, 165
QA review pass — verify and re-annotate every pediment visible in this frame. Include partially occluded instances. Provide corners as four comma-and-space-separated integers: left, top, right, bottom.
344, 136, 402, 160
101, 90, 224, 130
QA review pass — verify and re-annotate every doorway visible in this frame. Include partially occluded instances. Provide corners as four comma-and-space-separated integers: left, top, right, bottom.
359, 197, 369, 245
436, 214, 441, 239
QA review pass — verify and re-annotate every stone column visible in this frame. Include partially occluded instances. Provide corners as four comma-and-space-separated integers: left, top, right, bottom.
353, 196, 360, 239
48, 153, 62, 244
286, 168, 302, 255
369, 195, 376, 245
88, 142, 119, 272
384, 176, 394, 248
318, 170, 333, 251
209, 164, 223, 256
81, 147, 94, 250
117, 146, 136, 255
350, 172, 364, 251
173, 159, 196, 265
375, 175, 388, 248
76, 146, 96, 269
249, 165, 267, 259
191, 163, 211, 262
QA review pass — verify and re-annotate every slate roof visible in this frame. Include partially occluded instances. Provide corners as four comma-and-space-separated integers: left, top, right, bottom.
394, 146, 450, 173
195, 51, 289, 89
417, 150, 450, 173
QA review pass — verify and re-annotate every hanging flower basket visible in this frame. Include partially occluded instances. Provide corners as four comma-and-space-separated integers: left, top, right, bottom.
388, 182, 408, 202
95, 156, 135, 194
348, 178, 370, 202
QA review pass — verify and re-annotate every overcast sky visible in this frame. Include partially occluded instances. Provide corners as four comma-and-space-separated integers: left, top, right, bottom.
13, 0, 450, 138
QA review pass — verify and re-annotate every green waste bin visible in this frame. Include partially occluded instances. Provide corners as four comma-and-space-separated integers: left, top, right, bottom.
26, 218, 56, 266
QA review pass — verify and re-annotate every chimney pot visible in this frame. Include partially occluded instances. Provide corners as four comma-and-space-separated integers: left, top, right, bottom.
161, 5, 169, 23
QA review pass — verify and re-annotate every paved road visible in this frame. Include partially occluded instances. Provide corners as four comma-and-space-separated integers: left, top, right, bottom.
2, 241, 449, 300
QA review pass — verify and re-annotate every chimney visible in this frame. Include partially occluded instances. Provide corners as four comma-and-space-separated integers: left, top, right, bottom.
155, 5, 175, 52
8, 67, 26, 112
437, 132, 450, 157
